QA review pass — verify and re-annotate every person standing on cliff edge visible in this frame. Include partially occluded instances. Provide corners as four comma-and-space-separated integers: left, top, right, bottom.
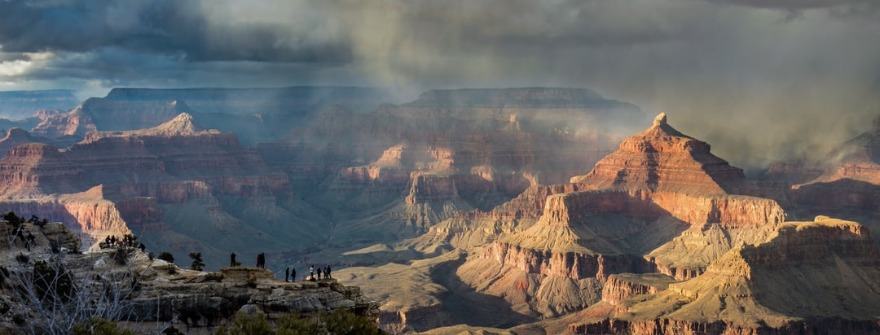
256, 252, 266, 268
230, 252, 237, 267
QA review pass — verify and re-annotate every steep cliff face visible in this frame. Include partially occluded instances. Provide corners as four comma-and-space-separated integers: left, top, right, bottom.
0, 188, 132, 247
0, 114, 326, 266
0, 143, 84, 197
600, 273, 675, 306
570, 216, 880, 334
0, 222, 378, 333
450, 114, 786, 322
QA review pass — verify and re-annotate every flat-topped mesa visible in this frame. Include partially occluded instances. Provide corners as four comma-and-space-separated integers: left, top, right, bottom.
571, 112, 745, 195
77, 97, 192, 131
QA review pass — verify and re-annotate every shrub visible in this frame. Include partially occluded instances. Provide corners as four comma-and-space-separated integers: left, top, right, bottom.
33, 260, 75, 302
15, 253, 29, 264
189, 252, 205, 271
112, 247, 131, 265
157, 252, 175, 264
12, 314, 26, 326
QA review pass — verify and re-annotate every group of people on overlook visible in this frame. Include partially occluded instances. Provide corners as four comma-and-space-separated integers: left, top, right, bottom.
229, 252, 332, 282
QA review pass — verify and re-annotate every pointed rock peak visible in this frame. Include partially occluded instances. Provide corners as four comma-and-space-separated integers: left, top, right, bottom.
653, 112, 667, 127
570, 113, 745, 194
168, 112, 195, 126
641, 112, 685, 138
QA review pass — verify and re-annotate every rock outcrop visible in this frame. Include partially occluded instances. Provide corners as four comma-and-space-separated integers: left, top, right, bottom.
570, 216, 880, 334
0, 221, 378, 333
449, 113, 784, 320
0, 114, 326, 265
600, 273, 675, 306
570, 113, 746, 194
30, 106, 97, 138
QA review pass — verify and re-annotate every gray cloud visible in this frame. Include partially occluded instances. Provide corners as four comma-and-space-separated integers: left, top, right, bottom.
0, 0, 879, 169
0, 0, 351, 63
708, 0, 877, 10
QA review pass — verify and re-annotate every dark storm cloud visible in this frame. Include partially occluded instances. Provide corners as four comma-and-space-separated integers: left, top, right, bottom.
0, 0, 351, 63
1, 0, 879, 169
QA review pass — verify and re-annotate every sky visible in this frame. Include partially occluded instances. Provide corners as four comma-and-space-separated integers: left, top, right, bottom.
0, 0, 879, 167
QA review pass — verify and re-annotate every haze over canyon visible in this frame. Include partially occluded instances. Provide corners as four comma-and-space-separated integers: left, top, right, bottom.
1, 1, 879, 334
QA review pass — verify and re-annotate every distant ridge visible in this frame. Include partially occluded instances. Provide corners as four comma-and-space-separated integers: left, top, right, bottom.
0, 90, 80, 120
406, 87, 632, 109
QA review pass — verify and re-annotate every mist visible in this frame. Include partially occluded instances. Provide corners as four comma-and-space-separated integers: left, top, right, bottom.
0, 0, 878, 169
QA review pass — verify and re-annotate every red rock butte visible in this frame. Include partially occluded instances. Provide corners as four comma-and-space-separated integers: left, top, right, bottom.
571, 112, 745, 195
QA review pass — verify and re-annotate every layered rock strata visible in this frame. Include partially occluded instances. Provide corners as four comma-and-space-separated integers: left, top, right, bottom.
452, 113, 784, 320
0, 222, 378, 333
0, 114, 324, 265
570, 216, 880, 334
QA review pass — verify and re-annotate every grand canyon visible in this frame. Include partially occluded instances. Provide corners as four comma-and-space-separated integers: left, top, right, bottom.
1, 1, 878, 334
1, 86, 880, 334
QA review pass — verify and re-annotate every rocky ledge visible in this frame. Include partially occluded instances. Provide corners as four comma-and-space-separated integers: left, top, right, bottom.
0, 220, 378, 333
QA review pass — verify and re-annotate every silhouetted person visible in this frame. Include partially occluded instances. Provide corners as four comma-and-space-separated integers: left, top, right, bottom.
230, 252, 237, 267
285, 267, 290, 282
309, 265, 314, 279
325, 265, 331, 279
317, 268, 321, 280
138, 243, 146, 252
292, 268, 296, 282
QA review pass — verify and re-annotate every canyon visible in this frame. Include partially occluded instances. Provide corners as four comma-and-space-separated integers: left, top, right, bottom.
1, 87, 879, 334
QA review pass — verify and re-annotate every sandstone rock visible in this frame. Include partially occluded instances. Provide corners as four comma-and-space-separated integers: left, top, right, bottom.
0, 222, 378, 332
448, 113, 785, 323
30, 106, 97, 138
571, 113, 746, 195
570, 216, 880, 334
0, 115, 326, 266
600, 273, 675, 306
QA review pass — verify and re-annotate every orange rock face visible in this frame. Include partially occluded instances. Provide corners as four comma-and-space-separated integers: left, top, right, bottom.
570, 217, 880, 334
30, 106, 97, 138
451, 113, 786, 321
0, 114, 323, 263
571, 113, 745, 194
